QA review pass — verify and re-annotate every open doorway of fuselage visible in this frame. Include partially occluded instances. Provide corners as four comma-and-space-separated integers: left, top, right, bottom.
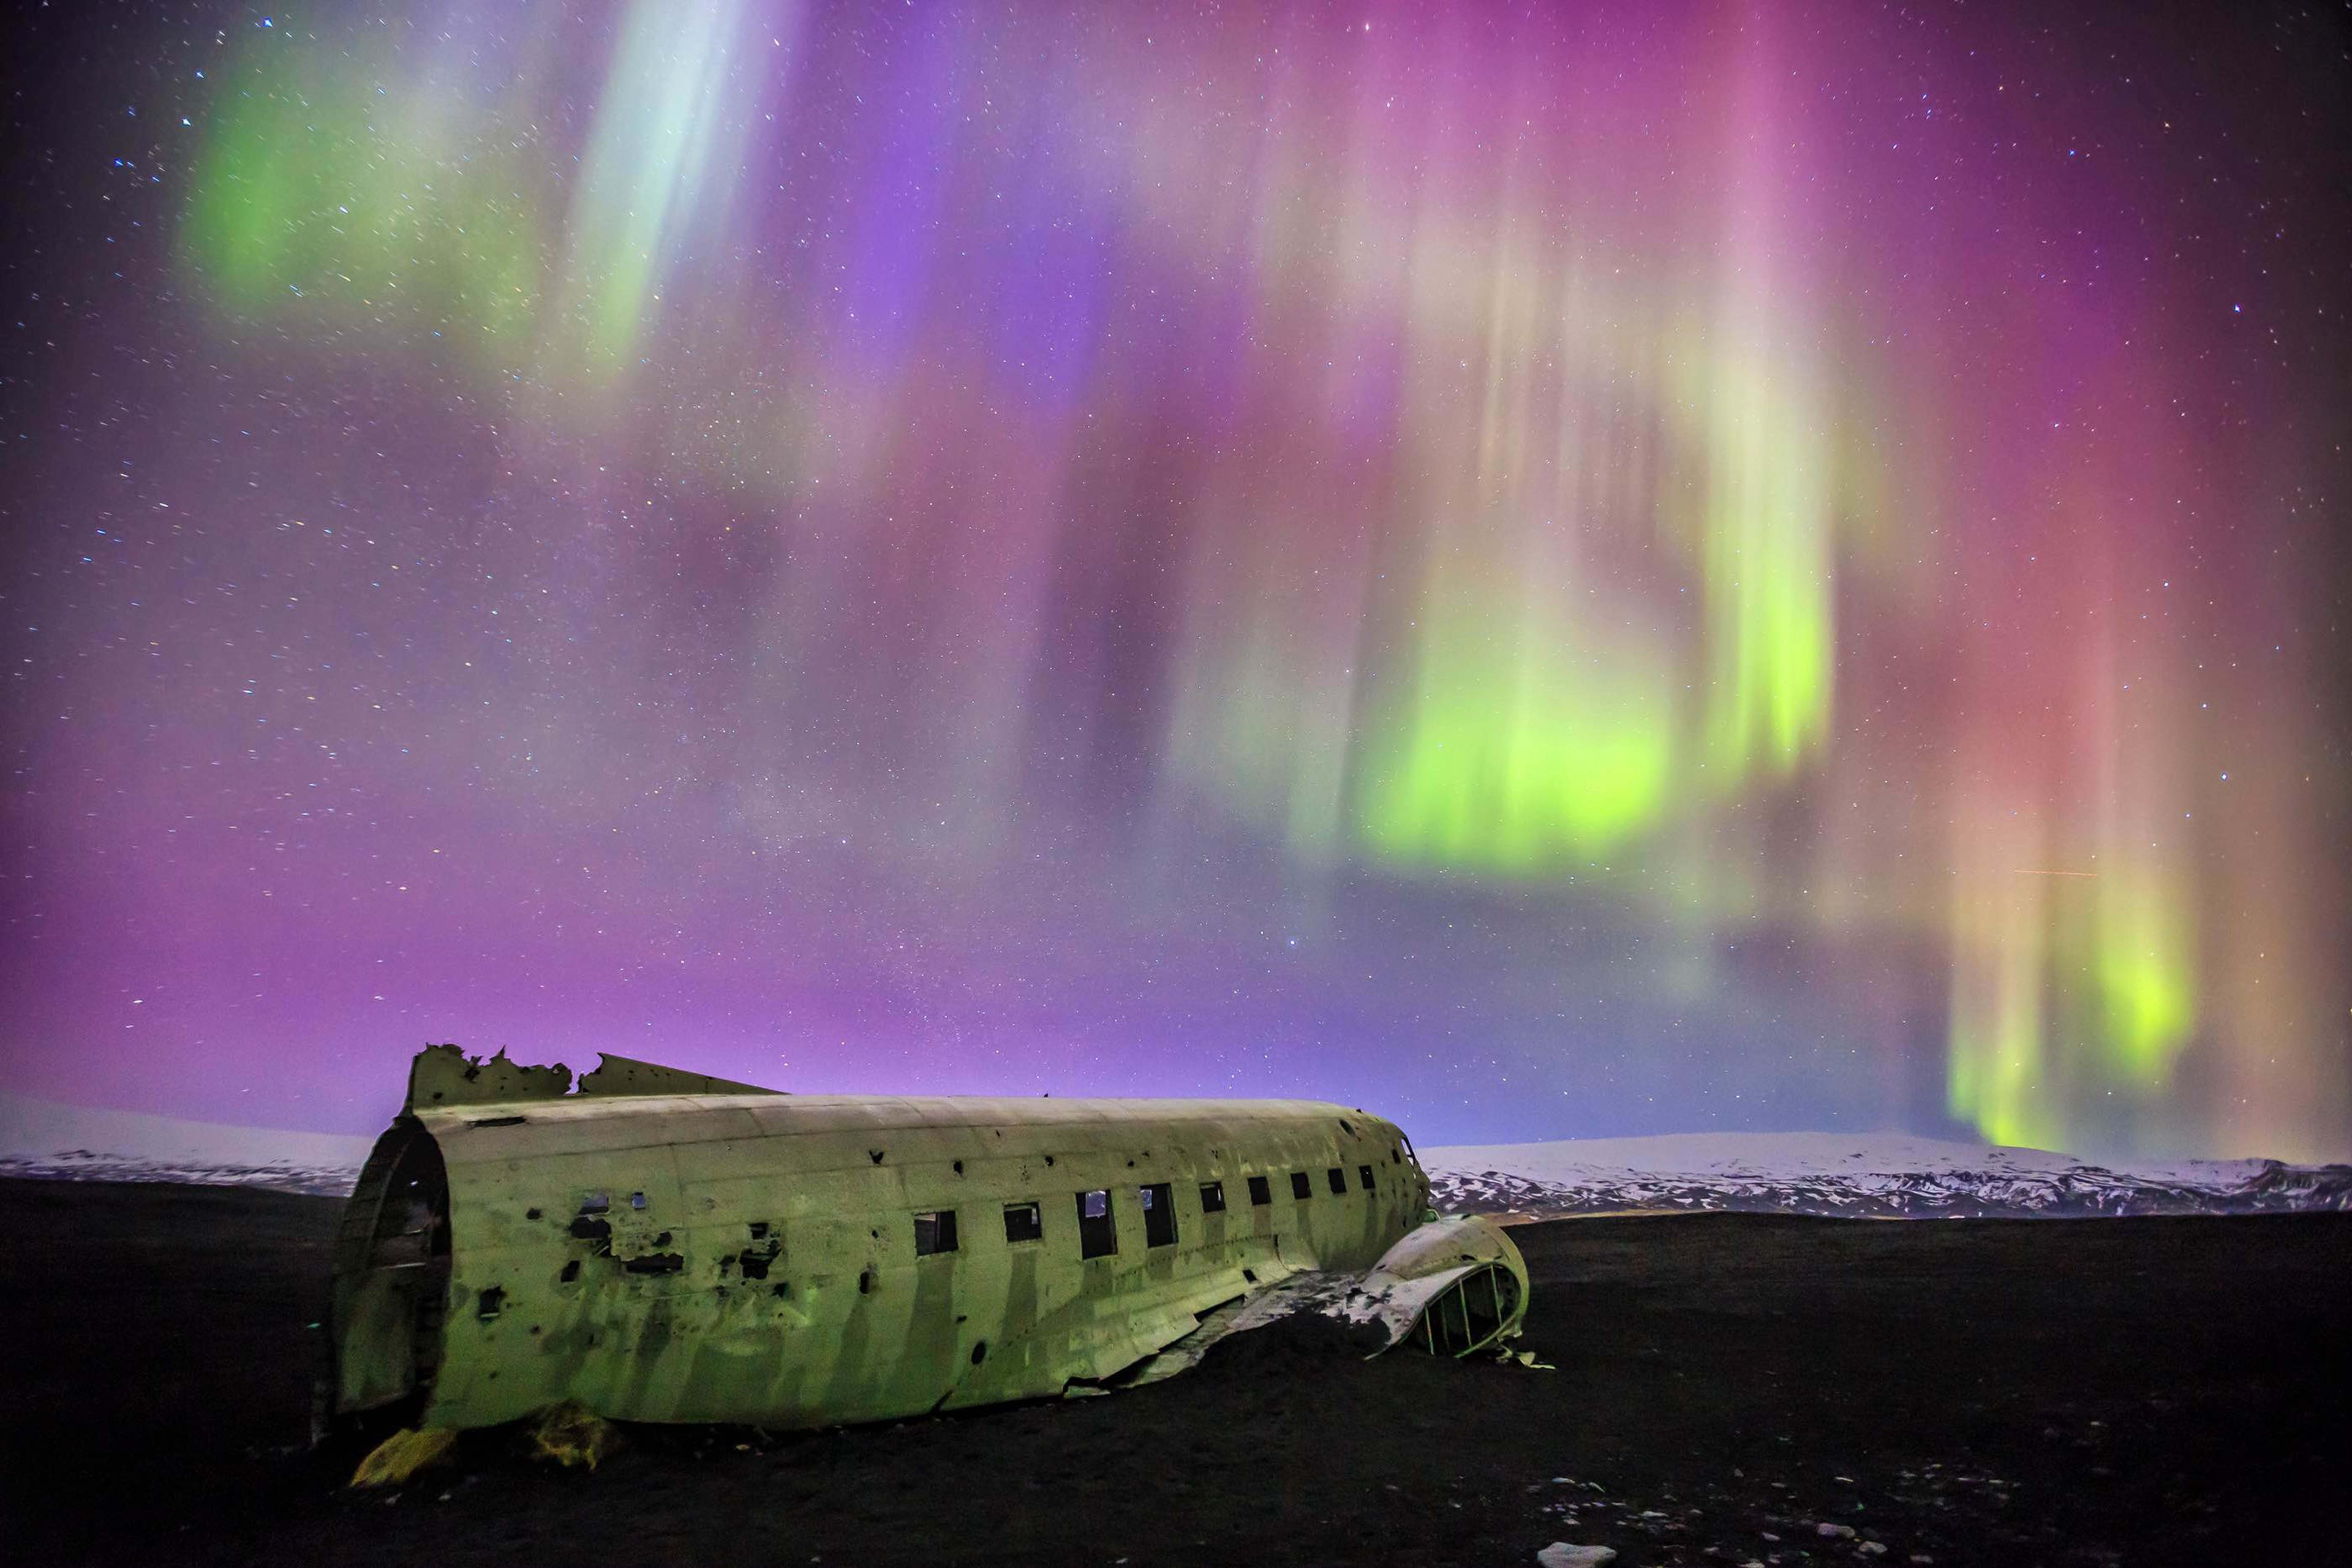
326, 1121, 452, 1431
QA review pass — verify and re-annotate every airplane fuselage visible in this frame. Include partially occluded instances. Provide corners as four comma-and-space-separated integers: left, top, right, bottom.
330, 1055, 1436, 1431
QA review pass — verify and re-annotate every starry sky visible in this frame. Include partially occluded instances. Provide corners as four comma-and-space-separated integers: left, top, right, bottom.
3, 0, 2347, 1159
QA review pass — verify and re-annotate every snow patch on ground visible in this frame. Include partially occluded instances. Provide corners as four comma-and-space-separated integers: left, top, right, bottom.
1422, 1131, 2352, 1218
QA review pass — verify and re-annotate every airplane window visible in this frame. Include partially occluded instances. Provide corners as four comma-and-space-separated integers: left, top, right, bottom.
1140, 1182, 1177, 1247
914, 1210, 959, 1256
1247, 1175, 1272, 1205
1003, 1200, 1043, 1243
1077, 1189, 1117, 1258
1290, 1171, 1312, 1200
1358, 1164, 1375, 1191
1326, 1167, 1347, 1196
1199, 1180, 1226, 1213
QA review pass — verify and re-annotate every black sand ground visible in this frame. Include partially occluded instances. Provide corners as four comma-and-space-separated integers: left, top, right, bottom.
2, 1177, 2343, 1567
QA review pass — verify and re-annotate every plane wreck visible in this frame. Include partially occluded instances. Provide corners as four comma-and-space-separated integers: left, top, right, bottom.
326, 1045, 1528, 1438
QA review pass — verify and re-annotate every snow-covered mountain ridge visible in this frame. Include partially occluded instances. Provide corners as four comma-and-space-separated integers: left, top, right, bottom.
1422, 1131, 2352, 1218
0, 1095, 372, 1196
6, 1097, 2347, 1216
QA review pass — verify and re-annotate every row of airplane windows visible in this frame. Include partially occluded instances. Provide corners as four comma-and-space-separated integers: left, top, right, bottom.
910, 1163, 1385, 1260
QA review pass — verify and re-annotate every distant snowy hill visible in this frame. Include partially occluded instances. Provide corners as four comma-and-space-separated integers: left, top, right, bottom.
0, 1095, 372, 1196
6, 1096, 2348, 1216
1421, 1131, 2352, 1218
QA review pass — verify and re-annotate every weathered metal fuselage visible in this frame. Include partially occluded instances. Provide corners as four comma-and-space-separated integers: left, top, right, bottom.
328, 1049, 1468, 1433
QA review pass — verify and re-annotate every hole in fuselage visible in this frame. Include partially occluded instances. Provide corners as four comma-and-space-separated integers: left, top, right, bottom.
622, 1253, 683, 1275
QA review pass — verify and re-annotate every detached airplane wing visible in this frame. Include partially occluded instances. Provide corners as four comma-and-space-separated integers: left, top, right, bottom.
328, 1046, 1529, 1436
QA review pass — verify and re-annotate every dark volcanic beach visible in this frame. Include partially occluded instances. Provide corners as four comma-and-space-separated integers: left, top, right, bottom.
2, 1176, 2343, 1567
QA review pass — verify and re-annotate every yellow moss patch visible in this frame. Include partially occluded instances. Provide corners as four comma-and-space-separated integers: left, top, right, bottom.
350, 1427, 457, 1488
530, 1401, 621, 1471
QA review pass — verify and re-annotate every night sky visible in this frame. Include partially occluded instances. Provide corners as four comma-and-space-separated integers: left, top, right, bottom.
4, 0, 2347, 1159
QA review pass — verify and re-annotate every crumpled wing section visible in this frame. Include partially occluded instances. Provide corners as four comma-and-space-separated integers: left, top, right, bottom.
1349, 1213, 1529, 1354
1120, 1213, 1531, 1373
